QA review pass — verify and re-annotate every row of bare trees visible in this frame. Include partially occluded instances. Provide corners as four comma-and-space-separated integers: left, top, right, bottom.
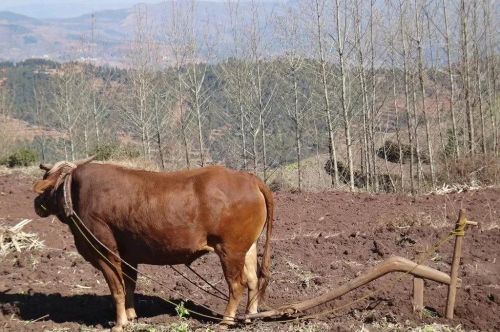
4, 0, 497, 193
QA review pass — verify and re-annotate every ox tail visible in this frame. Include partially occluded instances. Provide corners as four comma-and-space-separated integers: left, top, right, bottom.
256, 179, 274, 303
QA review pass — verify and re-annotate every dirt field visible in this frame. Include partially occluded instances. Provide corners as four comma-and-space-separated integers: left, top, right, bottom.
0, 171, 499, 331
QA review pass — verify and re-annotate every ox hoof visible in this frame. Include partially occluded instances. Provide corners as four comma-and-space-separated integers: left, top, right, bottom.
220, 318, 236, 329
126, 308, 137, 321
111, 319, 128, 332
244, 312, 256, 324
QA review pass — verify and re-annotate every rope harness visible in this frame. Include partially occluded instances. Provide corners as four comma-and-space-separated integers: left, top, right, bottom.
44, 167, 474, 326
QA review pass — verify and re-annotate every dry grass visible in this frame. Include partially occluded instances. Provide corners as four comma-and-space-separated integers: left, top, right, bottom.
444, 154, 499, 186
101, 158, 161, 172
0, 165, 41, 178
358, 319, 468, 332
0, 219, 45, 256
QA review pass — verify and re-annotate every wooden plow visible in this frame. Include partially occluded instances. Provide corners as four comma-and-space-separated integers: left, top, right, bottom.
245, 209, 477, 321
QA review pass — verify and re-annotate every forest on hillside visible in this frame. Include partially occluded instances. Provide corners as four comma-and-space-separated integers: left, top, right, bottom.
0, 0, 498, 193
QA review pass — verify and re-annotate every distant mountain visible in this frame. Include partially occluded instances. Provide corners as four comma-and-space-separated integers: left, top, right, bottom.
0, 1, 286, 65
0, 0, 165, 19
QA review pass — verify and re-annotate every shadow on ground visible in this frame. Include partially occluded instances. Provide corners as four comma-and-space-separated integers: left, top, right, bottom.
0, 291, 218, 327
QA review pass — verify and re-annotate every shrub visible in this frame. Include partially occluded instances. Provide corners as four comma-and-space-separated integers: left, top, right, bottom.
0, 148, 37, 168
268, 174, 290, 192
92, 143, 117, 161
376, 140, 429, 164
91, 143, 140, 161
324, 159, 397, 192
324, 159, 351, 183
444, 154, 499, 186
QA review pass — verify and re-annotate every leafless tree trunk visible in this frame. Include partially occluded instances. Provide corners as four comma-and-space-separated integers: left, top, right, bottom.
177, 73, 191, 169
354, 0, 371, 190
369, 0, 378, 191
49, 65, 86, 161
152, 90, 166, 170
390, 47, 405, 191
334, 0, 354, 191
426, 11, 449, 181
246, 0, 276, 180
226, 1, 249, 169
472, 1, 486, 154
414, 0, 435, 188
313, 0, 338, 187
276, 8, 308, 191
165, 1, 194, 168
483, 0, 498, 155
399, 0, 415, 194
442, 0, 460, 159
32, 77, 47, 161
460, 0, 474, 155
410, 71, 423, 189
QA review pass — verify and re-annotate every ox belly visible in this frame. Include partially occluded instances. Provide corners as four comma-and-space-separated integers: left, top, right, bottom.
111, 221, 216, 266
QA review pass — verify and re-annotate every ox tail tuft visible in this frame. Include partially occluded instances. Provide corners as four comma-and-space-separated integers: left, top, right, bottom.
257, 179, 274, 304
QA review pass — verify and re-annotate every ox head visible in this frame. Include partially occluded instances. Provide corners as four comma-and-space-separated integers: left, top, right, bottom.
33, 156, 95, 217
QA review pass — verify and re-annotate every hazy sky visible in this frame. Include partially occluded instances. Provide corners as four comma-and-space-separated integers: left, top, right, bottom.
0, 0, 279, 19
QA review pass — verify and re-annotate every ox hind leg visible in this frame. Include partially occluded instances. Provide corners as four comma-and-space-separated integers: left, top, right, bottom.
243, 243, 259, 317
217, 248, 247, 325
122, 262, 138, 321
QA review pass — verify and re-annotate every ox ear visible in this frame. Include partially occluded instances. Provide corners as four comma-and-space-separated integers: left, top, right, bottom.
33, 179, 56, 194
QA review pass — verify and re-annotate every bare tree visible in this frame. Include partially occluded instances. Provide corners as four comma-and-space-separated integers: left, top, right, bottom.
390, 44, 405, 191
334, 0, 354, 191
121, 6, 160, 161
460, 0, 474, 155
312, 0, 339, 187
276, 6, 310, 191
245, 0, 277, 179
471, 1, 486, 154
179, 0, 214, 167
426, 7, 450, 180
483, 0, 498, 155
414, 0, 435, 188
221, 0, 251, 170
354, 0, 371, 190
368, 0, 378, 191
399, 0, 415, 194
48, 64, 87, 161
442, 0, 460, 159
165, 1, 196, 168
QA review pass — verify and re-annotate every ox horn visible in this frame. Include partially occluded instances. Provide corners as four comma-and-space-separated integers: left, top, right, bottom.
74, 155, 96, 166
40, 163, 53, 171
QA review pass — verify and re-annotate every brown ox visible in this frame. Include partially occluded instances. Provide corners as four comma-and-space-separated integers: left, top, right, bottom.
33, 158, 273, 331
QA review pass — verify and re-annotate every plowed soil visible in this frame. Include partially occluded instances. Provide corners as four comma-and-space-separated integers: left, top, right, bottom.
0, 172, 499, 331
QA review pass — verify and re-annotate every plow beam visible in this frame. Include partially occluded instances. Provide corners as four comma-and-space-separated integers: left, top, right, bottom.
246, 255, 457, 320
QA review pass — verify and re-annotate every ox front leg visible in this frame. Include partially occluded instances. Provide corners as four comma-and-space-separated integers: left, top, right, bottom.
219, 251, 246, 326
123, 263, 138, 321
98, 260, 128, 332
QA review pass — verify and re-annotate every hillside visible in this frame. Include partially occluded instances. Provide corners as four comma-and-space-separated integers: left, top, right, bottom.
0, 1, 284, 65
